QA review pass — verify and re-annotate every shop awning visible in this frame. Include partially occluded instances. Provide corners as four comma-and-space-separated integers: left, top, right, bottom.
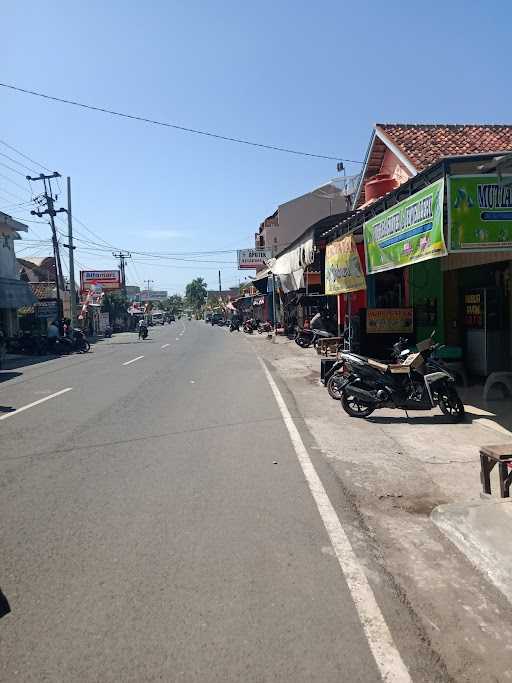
268, 229, 315, 292
0, 277, 37, 309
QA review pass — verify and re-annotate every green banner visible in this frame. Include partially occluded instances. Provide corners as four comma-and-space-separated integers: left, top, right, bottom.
449, 175, 512, 251
364, 178, 446, 274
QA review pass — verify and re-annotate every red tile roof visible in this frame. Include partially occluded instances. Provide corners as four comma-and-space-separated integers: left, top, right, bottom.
29, 282, 57, 300
376, 124, 512, 172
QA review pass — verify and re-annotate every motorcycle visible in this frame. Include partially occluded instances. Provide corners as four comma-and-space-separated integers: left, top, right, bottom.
70, 328, 91, 352
257, 321, 272, 334
338, 334, 465, 422
229, 320, 240, 332
138, 325, 148, 340
295, 327, 336, 349
243, 319, 256, 334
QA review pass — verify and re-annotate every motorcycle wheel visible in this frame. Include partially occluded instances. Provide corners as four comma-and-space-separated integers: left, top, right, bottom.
295, 335, 311, 348
438, 386, 465, 423
81, 340, 91, 353
327, 373, 344, 400
341, 392, 375, 418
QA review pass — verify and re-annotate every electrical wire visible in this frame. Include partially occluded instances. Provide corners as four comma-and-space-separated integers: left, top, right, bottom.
0, 171, 32, 193
0, 150, 39, 175
0, 138, 53, 172
0, 82, 363, 163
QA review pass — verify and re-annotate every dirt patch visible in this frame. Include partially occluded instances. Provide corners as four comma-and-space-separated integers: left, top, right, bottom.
378, 493, 448, 516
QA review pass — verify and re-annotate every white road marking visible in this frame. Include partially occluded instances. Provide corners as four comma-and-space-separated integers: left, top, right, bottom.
122, 355, 144, 366
0, 387, 73, 421
258, 358, 411, 683
161, 343, 171, 349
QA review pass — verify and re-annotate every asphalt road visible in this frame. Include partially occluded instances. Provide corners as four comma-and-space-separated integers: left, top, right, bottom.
0, 321, 427, 681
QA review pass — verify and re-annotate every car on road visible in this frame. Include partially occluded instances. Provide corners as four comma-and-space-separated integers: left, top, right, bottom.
210, 313, 225, 325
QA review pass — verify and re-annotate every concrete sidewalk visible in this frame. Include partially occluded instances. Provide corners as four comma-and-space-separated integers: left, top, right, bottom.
248, 332, 512, 681
432, 498, 512, 605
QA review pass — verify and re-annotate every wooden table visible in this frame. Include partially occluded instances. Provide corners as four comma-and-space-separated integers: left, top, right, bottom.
480, 444, 512, 497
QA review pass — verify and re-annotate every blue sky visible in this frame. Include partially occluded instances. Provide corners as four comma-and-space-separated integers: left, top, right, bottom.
2, 0, 511, 293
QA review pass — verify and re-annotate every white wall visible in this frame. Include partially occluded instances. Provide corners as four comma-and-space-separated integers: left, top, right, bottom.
276, 189, 348, 252
0, 228, 19, 279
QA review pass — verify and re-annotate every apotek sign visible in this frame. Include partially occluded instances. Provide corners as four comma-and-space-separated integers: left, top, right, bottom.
80, 270, 121, 292
364, 179, 446, 274
238, 248, 272, 270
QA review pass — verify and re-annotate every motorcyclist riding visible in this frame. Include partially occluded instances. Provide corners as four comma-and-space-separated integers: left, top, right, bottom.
138, 318, 148, 339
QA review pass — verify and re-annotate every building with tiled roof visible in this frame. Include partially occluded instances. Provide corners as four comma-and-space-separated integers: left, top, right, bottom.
354, 123, 512, 207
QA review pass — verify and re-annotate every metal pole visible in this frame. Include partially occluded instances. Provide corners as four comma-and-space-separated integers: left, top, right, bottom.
66, 177, 76, 327
272, 273, 277, 337
218, 270, 222, 295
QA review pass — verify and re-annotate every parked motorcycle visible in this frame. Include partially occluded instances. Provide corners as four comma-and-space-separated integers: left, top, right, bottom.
295, 327, 336, 349
71, 328, 91, 352
243, 319, 257, 334
229, 320, 240, 332
257, 321, 272, 334
337, 334, 464, 422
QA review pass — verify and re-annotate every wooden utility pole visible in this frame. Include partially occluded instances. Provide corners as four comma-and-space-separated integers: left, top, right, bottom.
112, 251, 131, 296
28, 171, 66, 320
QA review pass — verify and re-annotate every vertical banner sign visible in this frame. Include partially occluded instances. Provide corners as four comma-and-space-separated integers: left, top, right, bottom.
449, 175, 512, 251
364, 178, 446, 274
325, 235, 366, 294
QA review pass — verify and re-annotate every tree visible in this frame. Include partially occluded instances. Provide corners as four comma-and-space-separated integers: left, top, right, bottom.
162, 294, 184, 314
102, 291, 128, 322
185, 278, 207, 312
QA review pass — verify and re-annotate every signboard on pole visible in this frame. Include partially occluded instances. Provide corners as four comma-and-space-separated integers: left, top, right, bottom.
448, 175, 512, 251
238, 248, 273, 270
139, 290, 168, 302
80, 270, 121, 292
325, 235, 366, 294
364, 178, 446, 274
367, 308, 413, 334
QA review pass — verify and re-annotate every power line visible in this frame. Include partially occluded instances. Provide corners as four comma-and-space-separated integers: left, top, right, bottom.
0, 138, 53, 172
0, 150, 39, 174
0, 82, 363, 164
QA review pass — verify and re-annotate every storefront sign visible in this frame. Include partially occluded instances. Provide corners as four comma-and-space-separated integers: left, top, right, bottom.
238, 248, 272, 270
325, 235, 366, 294
80, 270, 121, 291
139, 290, 168, 302
364, 179, 446, 274
463, 291, 483, 328
367, 308, 413, 334
253, 296, 265, 306
35, 301, 59, 319
449, 175, 512, 251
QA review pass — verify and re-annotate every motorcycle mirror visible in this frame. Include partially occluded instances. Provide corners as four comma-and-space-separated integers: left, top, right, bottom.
431, 329, 436, 338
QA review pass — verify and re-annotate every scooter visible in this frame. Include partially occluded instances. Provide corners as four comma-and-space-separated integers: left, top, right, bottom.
138, 325, 148, 340
337, 334, 464, 422
295, 327, 336, 349
229, 320, 240, 332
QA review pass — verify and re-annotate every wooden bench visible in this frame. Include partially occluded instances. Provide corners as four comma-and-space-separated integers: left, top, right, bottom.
316, 337, 343, 357
480, 444, 512, 497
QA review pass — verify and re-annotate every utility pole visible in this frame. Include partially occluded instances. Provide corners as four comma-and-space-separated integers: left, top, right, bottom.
145, 279, 154, 297
64, 177, 77, 327
218, 270, 222, 295
112, 251, 131, 296
28, 171, 66, 320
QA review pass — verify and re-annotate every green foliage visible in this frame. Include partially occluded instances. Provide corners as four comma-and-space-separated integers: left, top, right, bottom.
101, 292, 128, 319
162, 294, 184, 313
185, 278, 207, 312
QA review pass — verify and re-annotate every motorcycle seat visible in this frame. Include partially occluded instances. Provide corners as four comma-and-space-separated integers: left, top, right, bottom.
387, 364, 411, 374
314, 329, 333, 338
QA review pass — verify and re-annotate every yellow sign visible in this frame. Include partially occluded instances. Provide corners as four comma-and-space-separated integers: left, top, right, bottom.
367, 308, 413, 334
325, 235, 366, 295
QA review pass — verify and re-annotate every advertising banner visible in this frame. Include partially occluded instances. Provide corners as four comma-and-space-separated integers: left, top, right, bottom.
238, 248, 273, 270
364, 178, 446, 274
367, 308, 413, 334
449, 175, 512, 251
139, 290, 168, 302
80, 270, 121, 292
325, 235, 366, 295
